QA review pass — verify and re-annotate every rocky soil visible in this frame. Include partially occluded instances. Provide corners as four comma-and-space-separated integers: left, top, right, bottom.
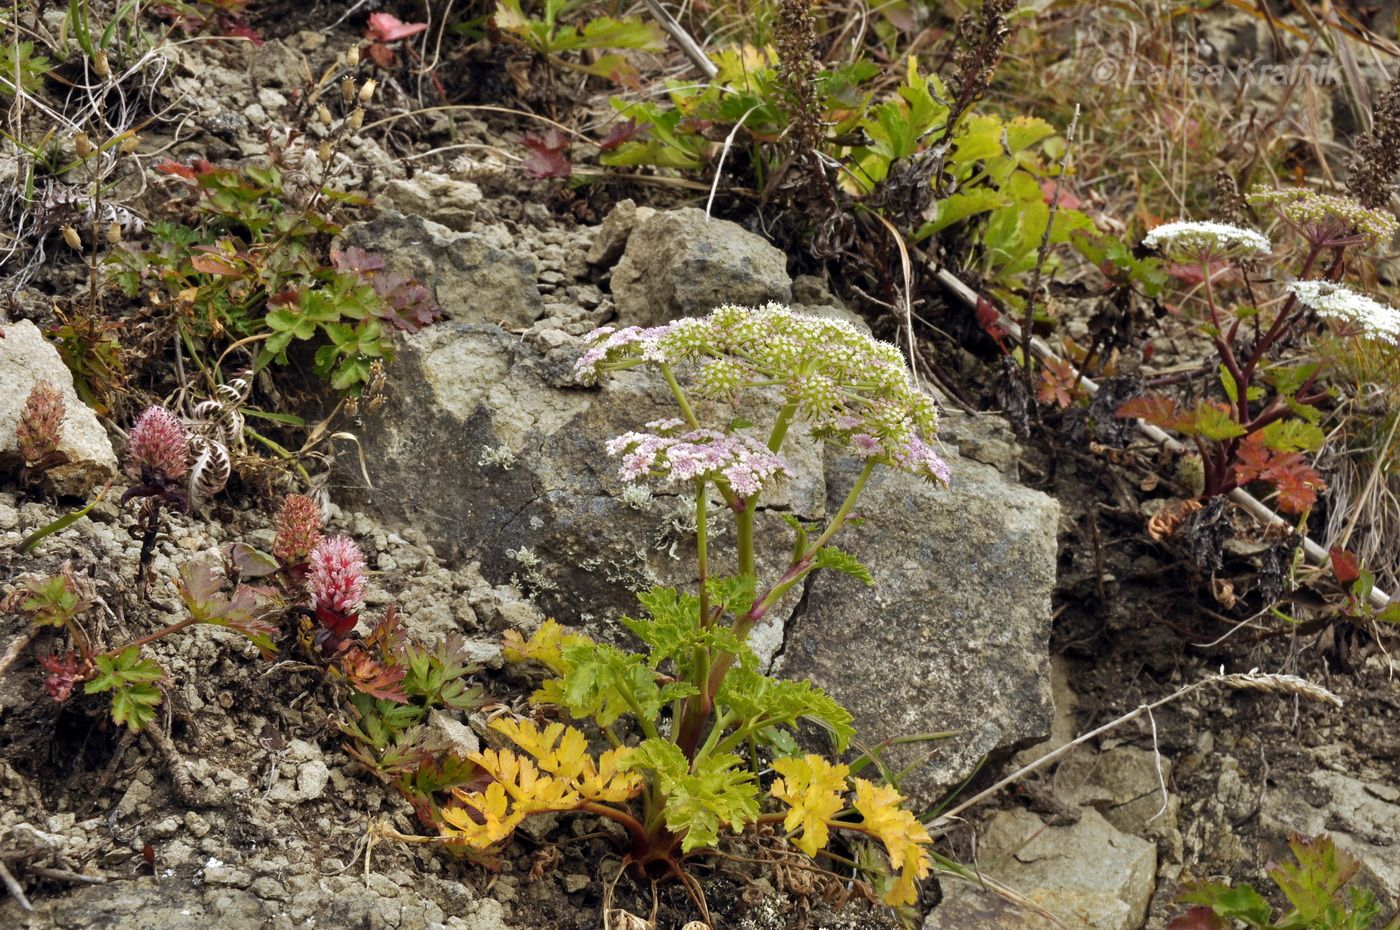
1, 11, 1398, 930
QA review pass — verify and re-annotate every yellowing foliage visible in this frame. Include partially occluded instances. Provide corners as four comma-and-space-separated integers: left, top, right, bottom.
853, 778, 932, 906
501, 619, 589, 675
440, 718, 643, 849
769, 755, 849, 856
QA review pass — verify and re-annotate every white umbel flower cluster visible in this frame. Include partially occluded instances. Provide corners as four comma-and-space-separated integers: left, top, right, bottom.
1142, 220, 1272, 259
1287, 280, 1400, 344
576, 303, 949, 484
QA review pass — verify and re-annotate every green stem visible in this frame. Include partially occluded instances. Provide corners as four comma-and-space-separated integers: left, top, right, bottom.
767, 402, 797, 453
806, 460, 876, 555
661, 364, 700, 429
736, 503, 755, 579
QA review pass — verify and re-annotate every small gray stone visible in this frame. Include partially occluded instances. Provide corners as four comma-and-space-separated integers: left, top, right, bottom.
378, 172, 484, 231
610, 208, 791, 325
924, 808, 1156, 930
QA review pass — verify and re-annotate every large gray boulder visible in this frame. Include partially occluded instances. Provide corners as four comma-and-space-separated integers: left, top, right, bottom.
0, 320, 118, 495
609, 208, 792, 325
776, 441, 1058, 802
341, 318, 1058, 794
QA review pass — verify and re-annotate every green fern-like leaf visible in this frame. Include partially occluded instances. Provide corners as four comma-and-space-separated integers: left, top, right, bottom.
625, 740, 760, 852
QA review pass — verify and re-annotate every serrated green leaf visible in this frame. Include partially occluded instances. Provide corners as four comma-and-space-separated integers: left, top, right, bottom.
1190, 402, 1247, 441
1260, 419, 1326, 454
1179, 881, 1274, 928
625, 740, 759, 852
623, 585, 746, 674
811, 546, 874, 586
718, 660, 855, 751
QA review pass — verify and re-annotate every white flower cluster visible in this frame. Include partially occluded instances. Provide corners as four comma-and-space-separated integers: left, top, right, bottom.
606, 421, 790, 498
1142, 220, 1271, 259
1287, 280, 1400, 344
1247, 187, 1398, 247
577, 304, 949, 484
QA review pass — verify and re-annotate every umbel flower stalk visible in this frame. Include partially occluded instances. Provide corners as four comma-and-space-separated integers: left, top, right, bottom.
586, 302, 945, 849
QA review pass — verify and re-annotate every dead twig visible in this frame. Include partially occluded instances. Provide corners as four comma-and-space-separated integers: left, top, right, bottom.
0, 859, 32, 912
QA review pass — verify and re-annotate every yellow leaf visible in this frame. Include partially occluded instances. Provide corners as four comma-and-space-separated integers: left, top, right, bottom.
440, 782, 524, 848
491, 717, 644, 804
769, 755, 849, 857
502, 619, 590, 675
852, 779, 932, 906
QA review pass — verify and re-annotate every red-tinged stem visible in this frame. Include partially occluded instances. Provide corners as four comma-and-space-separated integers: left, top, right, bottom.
578, 802, 653, 860
100, 615, 202, 659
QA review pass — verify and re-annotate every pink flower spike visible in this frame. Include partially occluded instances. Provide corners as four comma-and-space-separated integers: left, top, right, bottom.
126, 406, 189, 481
17, 382, 66, 466
308, 536, 367, 617
274, 494, 324, 567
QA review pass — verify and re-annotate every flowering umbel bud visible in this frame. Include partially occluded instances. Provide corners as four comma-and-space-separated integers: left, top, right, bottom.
273, 494, 324, 567
126, 406, 189, 482
17, 382, 66, 467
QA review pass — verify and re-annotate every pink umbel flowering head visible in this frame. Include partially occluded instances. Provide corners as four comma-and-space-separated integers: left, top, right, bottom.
274, 494, 324, 567
308, 536, 367, 618
606, 421, 790, 498
17, 382, 67, 467
126, 405, 189, 481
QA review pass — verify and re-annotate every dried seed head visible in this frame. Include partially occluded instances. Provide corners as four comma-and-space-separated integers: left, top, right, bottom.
126, 405, 189, 481
273, 493, 324, 566
93, 49, 111, 79
318, 140, 333, 163
1218, 669, 1342, 707
348, 107, 365, 131
358, 79, 377, 104
60, 225, 82, 250
17, 382, 66, 467
74, 131, 94, 158
106, 222, 122, 245
308, 536, 367, 616
119, 133, 140, 154
341, 77, 355, 104
346, 44, 360, 68
318, 104, 333, 126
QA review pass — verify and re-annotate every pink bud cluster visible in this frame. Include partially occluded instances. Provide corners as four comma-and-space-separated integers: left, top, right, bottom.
17, 382, 66, 466
606, 421, 790, 498
308, 536, 367, 617
126, 405, 189, 481
273, 494, 324, 567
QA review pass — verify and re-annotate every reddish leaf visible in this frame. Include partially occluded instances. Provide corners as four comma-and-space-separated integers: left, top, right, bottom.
37, 649, 88, 702
974, 296, 1009, 351
1116, 393, 1182, 427
1330, 547, 1361, 585
219, 16, 264, 45
1268, 453, 1324, 515
367, 12, 429, 42
598, 119, 643, 152
1166, 907, 1229, 930
521, 130, 572, 180
339, 646, 408, 702
1233, 434, 1273, 484
331, 246, 386, 276
1036, 358, 1078, 409
367, 42, 397, 68
155, 158, 216, 180
1040, 180, 1081, 210
363, 606, 407, 662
